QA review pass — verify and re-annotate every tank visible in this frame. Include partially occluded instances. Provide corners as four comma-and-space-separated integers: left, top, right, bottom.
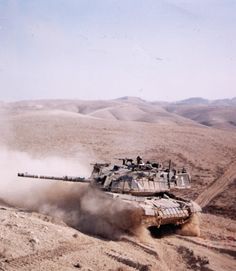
17, 157, 201, 229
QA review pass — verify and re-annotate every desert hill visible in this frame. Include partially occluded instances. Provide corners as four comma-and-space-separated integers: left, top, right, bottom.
3, 96, 236, 130
0, 97, 236, 270
1, 98, 236, 216
2, 98, 194, 125
166, 104, 236, 130
165, 97, 236, 130
175, 97, 236, 106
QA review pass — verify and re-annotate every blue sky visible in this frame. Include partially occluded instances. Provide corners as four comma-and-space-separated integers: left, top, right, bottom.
0, 0, 235, 101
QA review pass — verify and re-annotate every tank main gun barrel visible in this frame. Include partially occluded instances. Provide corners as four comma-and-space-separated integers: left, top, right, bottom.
17, 173, 90, 183
114, 158, 131, 160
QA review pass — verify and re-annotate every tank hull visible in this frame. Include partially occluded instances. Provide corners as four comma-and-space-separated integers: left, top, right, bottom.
107, 192, 201, 228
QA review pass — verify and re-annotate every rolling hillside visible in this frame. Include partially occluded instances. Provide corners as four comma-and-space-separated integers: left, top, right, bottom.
0, 97, 236, 271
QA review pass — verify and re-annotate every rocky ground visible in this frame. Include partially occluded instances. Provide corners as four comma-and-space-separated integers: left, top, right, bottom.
0, 205, 235, 271
0, 99, 235, 270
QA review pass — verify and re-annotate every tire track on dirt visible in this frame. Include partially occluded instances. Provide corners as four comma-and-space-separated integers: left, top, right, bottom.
196, 160, 236, 208
176, 236, 236, 258
3, 241, 93, 270
106, 252, 151, 271
121, 237, 159, 258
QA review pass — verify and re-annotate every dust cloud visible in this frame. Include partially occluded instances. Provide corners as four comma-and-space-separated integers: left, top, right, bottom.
34, 183, 144, 239
177, 213, 201, 237
0, 147, 144, 240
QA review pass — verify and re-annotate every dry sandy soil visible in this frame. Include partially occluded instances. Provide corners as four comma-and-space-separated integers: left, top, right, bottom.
0, 98, 235, 271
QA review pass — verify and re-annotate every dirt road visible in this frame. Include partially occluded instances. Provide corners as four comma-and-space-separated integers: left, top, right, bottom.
196, 160, 236, 208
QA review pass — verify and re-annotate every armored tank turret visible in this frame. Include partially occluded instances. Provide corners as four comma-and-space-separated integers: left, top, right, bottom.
18, 157, 201, 230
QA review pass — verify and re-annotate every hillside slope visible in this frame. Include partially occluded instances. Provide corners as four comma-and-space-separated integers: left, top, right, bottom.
1, 99, 236, 271
3, 97, 236, 131
1, 100, 236, 204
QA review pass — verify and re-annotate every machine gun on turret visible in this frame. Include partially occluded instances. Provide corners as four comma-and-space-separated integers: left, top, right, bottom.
114, 158, 134, 166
